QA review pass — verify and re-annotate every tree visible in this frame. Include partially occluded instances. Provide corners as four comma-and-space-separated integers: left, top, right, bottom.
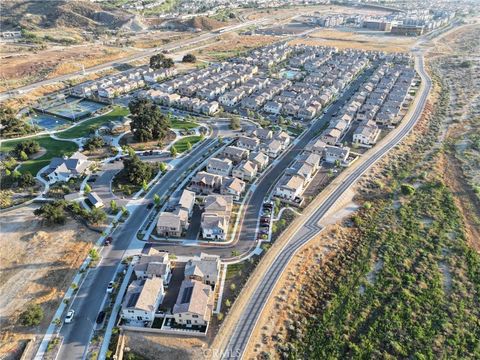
149, 53, 174, 69
110, 200, 118, 212
128, 99, 170, 142
225, 299, 231, 307
230, 116, 241, 130
89, 208, 107, 225
170, 146, 177, 157
83, 136, 105, 151
401, 183, 416, 196
182, 53, 197, 63
159, 162, 167, 172
12, 169, 21, 178
186, 141, 192, 151
14, 140, 40, 158
153, 194, 161, 206
149, 53, 165, 69
19, 150, 28, 161
19, 172, 35, 187
34, 201, 66, 224
142, 179, 148, 191
230, 283, 236, 292
20, 304, 44, 327
122, 154, 154, 186
84, 183, 92, 194
162, 57, 174, 68
0, 107, 37, 138
89, 248, 100, 261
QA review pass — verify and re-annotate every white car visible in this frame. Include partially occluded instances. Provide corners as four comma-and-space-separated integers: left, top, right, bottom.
106, 281, 114, 293
65, 310, 75, 323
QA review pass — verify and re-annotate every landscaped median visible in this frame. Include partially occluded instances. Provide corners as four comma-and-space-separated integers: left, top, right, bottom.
171, 135, 204, 153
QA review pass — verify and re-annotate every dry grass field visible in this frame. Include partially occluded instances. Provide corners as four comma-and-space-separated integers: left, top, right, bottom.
290, 28, 416, 52
0, 204, 98, 360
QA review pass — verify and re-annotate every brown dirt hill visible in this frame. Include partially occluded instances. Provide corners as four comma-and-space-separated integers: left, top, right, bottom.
1, 0, 136, 31
167, 16, 227, 32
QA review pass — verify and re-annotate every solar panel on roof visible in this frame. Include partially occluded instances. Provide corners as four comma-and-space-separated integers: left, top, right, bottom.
181, 286, 194, 304
127, 292, 140, 308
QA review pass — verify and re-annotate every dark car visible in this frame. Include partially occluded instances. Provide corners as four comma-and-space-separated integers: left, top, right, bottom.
104, 236, 113, 246
260, 217, 270, 223
96, 311, 106, 324
263, 202, 273, 210
147, 202, 154, 209
260, 222, 270, 228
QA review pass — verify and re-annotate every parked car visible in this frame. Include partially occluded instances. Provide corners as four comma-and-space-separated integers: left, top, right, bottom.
104, 237, 113, 246
263, 202, 273, 210
106, 281, 114, 293
260, 222, 269, 228
96, 311, 106, 324
147, 202, 154, 209
65, 310, 75, 323
260, 217, 270, 223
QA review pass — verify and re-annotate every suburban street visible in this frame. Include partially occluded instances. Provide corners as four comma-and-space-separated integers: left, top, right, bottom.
54, 131, 220, 360
220, 53, 432, 358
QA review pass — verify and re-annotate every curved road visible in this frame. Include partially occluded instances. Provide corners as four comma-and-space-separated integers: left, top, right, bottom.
221, 53, 431, 358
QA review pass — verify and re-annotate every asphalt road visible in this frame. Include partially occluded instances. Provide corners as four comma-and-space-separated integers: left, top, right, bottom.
55, 133, 219, 360
152, 64, 377, 258
222, 54, 431, 359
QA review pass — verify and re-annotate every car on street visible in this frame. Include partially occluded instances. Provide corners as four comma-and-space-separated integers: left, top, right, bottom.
104, 237, 112, 246
147, 202, 154, 209
96, 311, 106, 324
106, 281, 114, 293
65, 310, 75, 323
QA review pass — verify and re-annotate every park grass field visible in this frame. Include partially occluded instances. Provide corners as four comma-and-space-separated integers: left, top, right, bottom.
170, 118, 199, 130
0, 135, 78, 175
172, 135, 203, 153
56, 106, 129, 139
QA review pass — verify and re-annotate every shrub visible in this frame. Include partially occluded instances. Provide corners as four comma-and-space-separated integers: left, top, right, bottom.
20, 304, 44, 326
401, 183, 416, 196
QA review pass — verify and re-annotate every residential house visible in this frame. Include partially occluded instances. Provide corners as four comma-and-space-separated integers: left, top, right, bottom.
201, 195, 233, 241
177, 189, 196, 216
206, 158, 233, 177
121, 277, 164, 323
249, 151, 269, 171
184, 253, 221, 287
252, 128, 273, 141
324, 146, 350, 164
320, 128, 342, 146
237, 136, 260, 151
260, 139, 283, 158
172, 279, 214, 327
47, 152, 91, 184
157, 212, 184, 237
222, 146, 249, 164
263, 101, 282, 115
134, 248, 172, 285
275, 174, 306, 201
221, 177, 246, 201
189, 172, 223, 195
308, 139, 327, 155
232, 160, 258, 182
353, 120, 381, 146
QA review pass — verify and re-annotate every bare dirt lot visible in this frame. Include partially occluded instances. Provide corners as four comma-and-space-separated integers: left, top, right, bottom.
0, 44, 136, 92
291, 28, 416, 52
0, 204, 98, 360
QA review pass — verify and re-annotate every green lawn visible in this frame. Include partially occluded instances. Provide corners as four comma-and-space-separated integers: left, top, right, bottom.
170, 119, 199, 130
172, 135, 203, 153
0, 135, 78, 175
56, 106, 129, 139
